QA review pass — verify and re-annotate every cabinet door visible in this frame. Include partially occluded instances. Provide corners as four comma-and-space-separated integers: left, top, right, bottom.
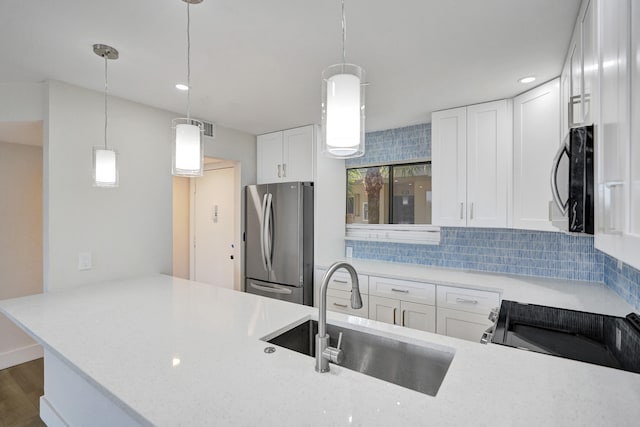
432, 107, 467, 226
466, 100, 510, 228
560, 62, 571, 140
257, 131, 283, 184
368, 295, 400, 325
582, 0, 596, 125
282, 125, 314, 182
400, 301, 435, 333
436, 307, 492, 343
512, 79, 560, 231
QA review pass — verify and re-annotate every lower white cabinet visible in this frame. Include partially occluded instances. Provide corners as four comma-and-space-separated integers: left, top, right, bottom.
436, 308, 492, 343
369, 295, 436, 333
436, 285, 499, 342
326, 289, 369, 318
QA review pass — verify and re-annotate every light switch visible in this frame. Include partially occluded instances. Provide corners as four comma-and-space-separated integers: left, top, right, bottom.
78, 252, 92, 271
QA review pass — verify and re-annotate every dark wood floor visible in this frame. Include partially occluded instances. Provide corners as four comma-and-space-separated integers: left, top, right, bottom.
0, 358, 45, 427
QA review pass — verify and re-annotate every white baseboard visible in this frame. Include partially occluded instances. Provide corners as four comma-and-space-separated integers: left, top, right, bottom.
0, 343, 44, 370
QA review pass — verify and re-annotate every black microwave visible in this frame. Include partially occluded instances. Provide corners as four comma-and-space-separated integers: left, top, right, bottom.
551, 125, 594, 234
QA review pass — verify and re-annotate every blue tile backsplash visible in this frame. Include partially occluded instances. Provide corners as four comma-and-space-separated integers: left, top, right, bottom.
347, 227, 604, 282
345, 122, 640, 310
346, 123, 431, 167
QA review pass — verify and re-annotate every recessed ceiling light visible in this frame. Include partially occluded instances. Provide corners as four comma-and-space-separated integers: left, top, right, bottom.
175, 83, 189, 91
518, 76, 536, 84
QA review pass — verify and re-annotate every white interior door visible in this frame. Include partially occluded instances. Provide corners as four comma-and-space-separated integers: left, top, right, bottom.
192, 167, 235, 288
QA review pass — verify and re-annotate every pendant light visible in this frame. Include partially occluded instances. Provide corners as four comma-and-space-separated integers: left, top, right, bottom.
172, 0, 205, 177
92, 44, 119, 188
321, 0, 366, 158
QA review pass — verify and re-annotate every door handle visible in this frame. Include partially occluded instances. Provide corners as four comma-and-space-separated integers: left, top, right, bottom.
250, 283, 292, 295
550, 135, 570, 216
402, 309, 406, 326
282, 163, 287, 177
264, 193, 274, 272
260, 193, 268, 272
460, 202, 464, 220
277, 164, 282, 178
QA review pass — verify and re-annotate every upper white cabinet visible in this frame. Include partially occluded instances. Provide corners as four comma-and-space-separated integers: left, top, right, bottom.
256, 125, 315, 184
594, 0, 640, 270
432, 100, 511, 228
512, 79, 561, 231
561, 0, 596, 133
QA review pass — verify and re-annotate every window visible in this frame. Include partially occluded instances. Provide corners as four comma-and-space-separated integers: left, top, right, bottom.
346, 162, 432, 225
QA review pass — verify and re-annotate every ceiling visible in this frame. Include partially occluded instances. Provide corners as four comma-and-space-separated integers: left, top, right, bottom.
0, 0, 580, 135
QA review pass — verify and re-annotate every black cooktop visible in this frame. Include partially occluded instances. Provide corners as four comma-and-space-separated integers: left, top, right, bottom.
492, 300, 640, 374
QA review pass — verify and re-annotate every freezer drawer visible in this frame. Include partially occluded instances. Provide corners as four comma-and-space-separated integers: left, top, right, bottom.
245, 279, 304, 305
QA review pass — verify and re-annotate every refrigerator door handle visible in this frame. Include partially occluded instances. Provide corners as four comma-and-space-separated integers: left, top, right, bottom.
550, 135, 570, 216
260, 193, 269, 272
264, 193, 274, 272
249, 282, 293, 295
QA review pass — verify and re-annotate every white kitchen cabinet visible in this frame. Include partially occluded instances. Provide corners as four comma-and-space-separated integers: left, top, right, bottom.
594, 0, 640, 271
512, 79, 561, 231
562, 0, 596, 130
432, 100, 511, 228
256, 125, 314, 184
436, 308, 492, 343
369, 295, 436, 333
314, 268, 369, 314
436, 285, 500, 342
368, 276, 436, 332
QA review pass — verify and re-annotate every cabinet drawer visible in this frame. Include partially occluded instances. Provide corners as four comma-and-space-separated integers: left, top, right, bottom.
326, 289, 369, 318
316, 269, 369, 294
369, 276, 435, 305
436, 285, 500, 315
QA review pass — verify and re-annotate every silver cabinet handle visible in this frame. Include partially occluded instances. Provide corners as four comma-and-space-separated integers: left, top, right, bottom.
393, 307, 397, 324
333, 279, 348, 284
470, 202, 474, 220
277, 164, 282, 178
402, 309, 406, 327
460, 202, 464, 220
455, 297, 478, 305
249, 283, 292, 295
391, 288, 409, 294
282, 163, 286, 177
333, 302, 348, 308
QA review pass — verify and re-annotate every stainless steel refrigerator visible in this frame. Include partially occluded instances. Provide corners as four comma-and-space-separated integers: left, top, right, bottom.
244, 182, 313, 305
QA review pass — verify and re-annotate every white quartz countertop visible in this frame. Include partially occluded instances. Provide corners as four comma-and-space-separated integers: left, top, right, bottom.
318, 258, 636, 316
1, 275, 639, 426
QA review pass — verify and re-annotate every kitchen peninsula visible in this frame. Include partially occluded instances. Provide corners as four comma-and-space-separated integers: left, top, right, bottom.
1, 274, 639, 426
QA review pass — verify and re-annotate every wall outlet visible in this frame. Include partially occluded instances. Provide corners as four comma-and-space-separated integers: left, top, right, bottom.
617, 259, 623, 271
346, 246, 353, 258
78, 252, 92, 271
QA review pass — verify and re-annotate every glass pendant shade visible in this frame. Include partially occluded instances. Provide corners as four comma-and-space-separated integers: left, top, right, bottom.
93, 147, 118, 187
321, 63, 366, 158
172, 119, 204, 176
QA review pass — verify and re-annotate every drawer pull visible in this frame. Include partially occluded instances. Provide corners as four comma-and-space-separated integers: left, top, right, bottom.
455, 297, 478, 305
333, 279, 348, 284
391, 288, 409, 294
333, 303, 348, 308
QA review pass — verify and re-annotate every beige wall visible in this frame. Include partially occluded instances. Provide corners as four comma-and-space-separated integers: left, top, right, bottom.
0, 140, 43, 368
173, 177, 190, 279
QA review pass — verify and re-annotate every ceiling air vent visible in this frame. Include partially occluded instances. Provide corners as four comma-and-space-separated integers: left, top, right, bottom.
202, 121, 215, 138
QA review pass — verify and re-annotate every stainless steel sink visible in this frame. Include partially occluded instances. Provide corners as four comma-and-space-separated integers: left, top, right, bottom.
266, 320, 454, 396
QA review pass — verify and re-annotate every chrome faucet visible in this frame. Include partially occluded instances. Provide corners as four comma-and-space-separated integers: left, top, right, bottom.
315, 262, 362, 373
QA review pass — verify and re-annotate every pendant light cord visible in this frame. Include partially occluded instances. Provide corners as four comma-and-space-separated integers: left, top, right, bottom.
104, 54, 108, 150
186, 1, 191, 121
341, 0, 346, 64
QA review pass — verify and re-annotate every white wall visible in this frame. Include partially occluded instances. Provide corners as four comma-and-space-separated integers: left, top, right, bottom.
0, 83, 46, 369
172, 176, 190, 279
0, 141, 44, 368
44, 81, 174, 291
203, 127, 257, 289
0, 82, 46, 121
